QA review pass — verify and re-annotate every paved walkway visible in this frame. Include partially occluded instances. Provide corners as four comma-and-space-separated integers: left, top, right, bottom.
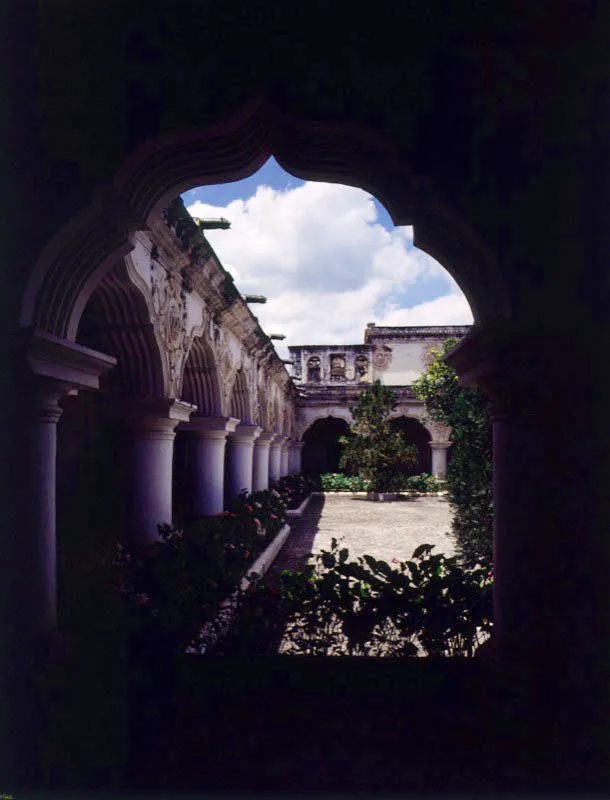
273, 492, 454, 574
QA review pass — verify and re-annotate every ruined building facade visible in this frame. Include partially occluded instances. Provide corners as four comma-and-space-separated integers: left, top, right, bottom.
290, 324, 470, 476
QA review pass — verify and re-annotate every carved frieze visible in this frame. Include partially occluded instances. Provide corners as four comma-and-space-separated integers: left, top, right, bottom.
427, 419, 452, 443
373, 344, 393, 371
150, 262, 191, 397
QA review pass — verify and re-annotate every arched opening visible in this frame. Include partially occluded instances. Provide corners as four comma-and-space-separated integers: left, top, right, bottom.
175, 336, 223, 524
182, 336, 222, 416
389, 415, 433, 476
56, 258, 165, 642
302, 416, 351, 476
229, 368, 251, 423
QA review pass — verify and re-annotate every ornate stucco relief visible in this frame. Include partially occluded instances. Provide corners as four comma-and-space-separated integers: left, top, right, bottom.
150, 262, 192, 398
426, 419, 452, 443
372, 343, 393, 371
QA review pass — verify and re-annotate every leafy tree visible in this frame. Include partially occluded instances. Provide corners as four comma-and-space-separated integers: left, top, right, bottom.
412, 339, 493, 569
338, 381, 417, 493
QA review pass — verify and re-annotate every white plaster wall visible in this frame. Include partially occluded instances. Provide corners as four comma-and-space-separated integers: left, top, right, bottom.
374, 339, 446, 385
129, 234, 207, 341
129, 236, 151, 289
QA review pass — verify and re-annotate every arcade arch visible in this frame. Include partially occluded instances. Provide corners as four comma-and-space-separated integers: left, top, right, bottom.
388, 415, 433, 476
302, 416, 351, 475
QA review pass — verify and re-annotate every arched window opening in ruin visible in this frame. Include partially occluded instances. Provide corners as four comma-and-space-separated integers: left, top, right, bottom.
307, 356, 321, 383
330, 354, 346, 381
355, 354, 369, 381
302, 416, 351, 476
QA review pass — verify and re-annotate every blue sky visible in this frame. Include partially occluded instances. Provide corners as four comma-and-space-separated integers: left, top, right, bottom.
183, 157, 472, 359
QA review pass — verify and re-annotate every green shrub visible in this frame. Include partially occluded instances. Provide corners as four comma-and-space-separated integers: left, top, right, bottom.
402, 473, 442, 493
320, 473, 372, 492
220, 538, 493, 658
339, 381, 418, 492
413, 339, 493, 569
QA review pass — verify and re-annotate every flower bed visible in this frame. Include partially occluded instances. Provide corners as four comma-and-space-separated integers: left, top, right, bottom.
274, 473, 319, 509
107, 488, 289, 653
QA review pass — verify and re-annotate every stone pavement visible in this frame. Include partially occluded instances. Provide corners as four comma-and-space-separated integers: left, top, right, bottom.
273, 492, 454, 574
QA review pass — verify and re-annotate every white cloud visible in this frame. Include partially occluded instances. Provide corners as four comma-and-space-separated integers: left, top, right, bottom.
187, 182, 473, 359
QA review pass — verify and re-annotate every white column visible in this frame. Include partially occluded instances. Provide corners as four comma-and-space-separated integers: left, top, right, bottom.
226, 423, 262, 499
124, 399, 196, 544
19, 331, 116, 640
269, 434, 284, 484
430, 442, 450, 479
181, 416, 239, 516
24, 387, 65, 635
280, 438, 291, 477
295, 441, 304, 473
253, 430, 275, 492
289, 440, 305, 474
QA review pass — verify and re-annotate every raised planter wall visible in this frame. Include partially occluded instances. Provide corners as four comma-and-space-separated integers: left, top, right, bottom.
188, 521, 291, 654
286, 493, 312, 518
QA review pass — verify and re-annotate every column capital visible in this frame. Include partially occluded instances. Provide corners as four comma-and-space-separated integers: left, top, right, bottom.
430, 441, 451, 450
180, 415, 239, 439
230, 424, 263, 443
445, 322, 592, 411
118, 397, 197, 427
271, 434, 288, 446
255, 430, 276, 446
25, 328, 117, 391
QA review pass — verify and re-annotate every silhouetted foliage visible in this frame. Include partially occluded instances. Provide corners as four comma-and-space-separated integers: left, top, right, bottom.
413, 339, 492, 568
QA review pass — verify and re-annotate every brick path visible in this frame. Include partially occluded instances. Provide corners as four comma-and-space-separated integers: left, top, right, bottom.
272, 492, 454, 574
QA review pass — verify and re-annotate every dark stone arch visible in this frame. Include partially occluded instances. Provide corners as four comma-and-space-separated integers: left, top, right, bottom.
56, 257, 167, 617
182, 336, 222, 416
229, 368, 251, 423
389, 415, 432, 476
76, 259, 165, 398
302, 416, 351, 476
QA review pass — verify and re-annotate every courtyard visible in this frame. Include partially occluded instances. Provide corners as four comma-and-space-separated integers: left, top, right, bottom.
272, 492, 455, 575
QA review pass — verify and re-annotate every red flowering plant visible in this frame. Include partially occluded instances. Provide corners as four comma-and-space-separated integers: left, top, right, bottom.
227, 488, 287, 539
106, 511, 269, 653
274, 473, 318, 510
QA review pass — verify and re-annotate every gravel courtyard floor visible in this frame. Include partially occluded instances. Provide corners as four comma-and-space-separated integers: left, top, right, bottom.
273, 492, 455, 574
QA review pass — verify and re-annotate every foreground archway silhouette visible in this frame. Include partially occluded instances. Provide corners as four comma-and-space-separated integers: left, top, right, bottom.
7, 8, 610, 789
20, 99, 509, 345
